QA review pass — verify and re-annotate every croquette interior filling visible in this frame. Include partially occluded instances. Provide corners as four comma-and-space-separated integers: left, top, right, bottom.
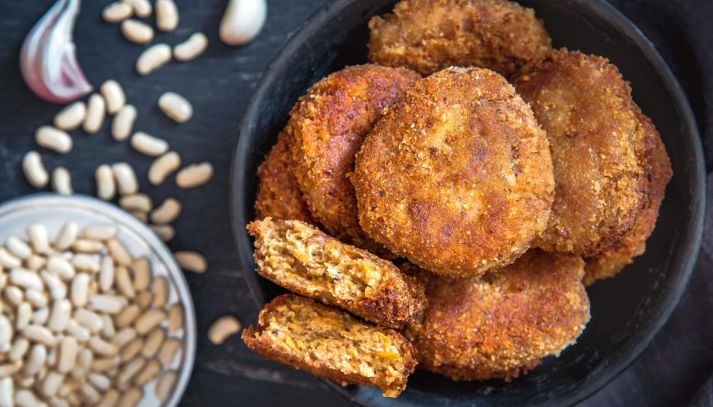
258, 301, 407, 383
257, 221, 386, 300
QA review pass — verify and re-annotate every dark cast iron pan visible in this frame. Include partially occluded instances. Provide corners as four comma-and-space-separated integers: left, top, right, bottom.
229, 0, 705, 405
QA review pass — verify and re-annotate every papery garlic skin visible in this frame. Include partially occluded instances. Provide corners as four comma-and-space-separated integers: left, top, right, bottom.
219, 0, 267, 46
20, 0, 93, 104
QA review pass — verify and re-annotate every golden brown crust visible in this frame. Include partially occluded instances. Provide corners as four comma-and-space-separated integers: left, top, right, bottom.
513, 49, 653, 255
368, 0, 552, 77
352, 67, 554, 278
583, 111, 672, 285
286, 64, 420, 246
241, 295, 417, 397
406, 250, 590, 381
254, 131, 314, 223
247, 218, 425, 329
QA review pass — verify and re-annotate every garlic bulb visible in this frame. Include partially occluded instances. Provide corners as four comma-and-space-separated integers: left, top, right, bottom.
20, 0, 93, 104
220, 0, 267, 46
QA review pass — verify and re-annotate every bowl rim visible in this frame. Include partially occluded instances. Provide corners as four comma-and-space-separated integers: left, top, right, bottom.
229, 0, 705, 405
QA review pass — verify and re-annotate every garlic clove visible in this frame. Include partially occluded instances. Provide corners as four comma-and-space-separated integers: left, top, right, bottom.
20, 0, 93, 104
219, 0, 267, 46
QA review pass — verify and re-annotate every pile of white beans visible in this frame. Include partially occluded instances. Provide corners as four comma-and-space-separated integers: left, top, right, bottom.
0, 222, 185, 406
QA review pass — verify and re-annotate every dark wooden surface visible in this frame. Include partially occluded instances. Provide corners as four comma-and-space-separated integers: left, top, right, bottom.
0, 1, 710, 406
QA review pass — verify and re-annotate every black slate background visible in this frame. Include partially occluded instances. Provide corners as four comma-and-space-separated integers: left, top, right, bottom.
0, 1, 710, 406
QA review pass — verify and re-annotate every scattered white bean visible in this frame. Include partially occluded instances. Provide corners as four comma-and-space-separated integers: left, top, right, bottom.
150, 224, 175, 242
51, 167, 72, 195
174, 251, 207, 274
148, 151, 181, 185
112, 104, 137, 141
174, 32, 208, 61
95, 165, 116, 200
83, 93, 106, 134
176, 162, 213, 188
208, 315, 242, 345
118, 194, 153, 213
123, 0, 152, 17
156, 0, 179, 31
136, 43, 171, 76
130, 132, 169, 157
158, 92, 193, 123
121, 19, 154, 44
102, 2, 132, 23
22, 151, 49, 188
53, 101, 87, 130
111, 163, 138, 195
100, 80, 126, 114
35, 126, 72, 154
220, 0, 267, 45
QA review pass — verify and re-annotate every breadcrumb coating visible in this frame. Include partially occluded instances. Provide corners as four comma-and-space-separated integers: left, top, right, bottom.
368, 0, 552, 77
352, 67, 554, 278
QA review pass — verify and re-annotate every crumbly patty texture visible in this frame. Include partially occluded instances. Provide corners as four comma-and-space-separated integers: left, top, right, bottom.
247, 218, 425, 329
286, 64, 420, 246
242, 295, 417, 397
368, 0, 552, 77
254, 131, 314, 223
352, 67, 554, 278
406, 250, 590, 381
513, 49, 653, 256
583, 111, 672, 285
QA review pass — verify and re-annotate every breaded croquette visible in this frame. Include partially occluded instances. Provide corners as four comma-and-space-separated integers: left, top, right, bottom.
242, 295, 417, 397
513, 49, 654, 256
405, 250, 590, 381
286, 64, 420, 246
584, 112, 672, 285
254, 131, 314, 223
247, 218, 425, 329
352, 67, 554, 278
368, 0, 552, 77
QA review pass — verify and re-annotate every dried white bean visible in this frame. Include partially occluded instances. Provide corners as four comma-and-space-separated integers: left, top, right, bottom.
148, 151, 181, 185
88, 373, 111, 391
95, 165, 116, 200
116, 304, 141, 328
112, 163, 138, 195
7, 237, 32, 260
100, 80, 126, 114
135, 291, 152, 309
150, 224, 175, 242
48, 300, 71, 332
0, 248, 21, 268
158, 91, 193, 123
22, 151, 49, 188
91, 355, 119, 372
89, 294, 126, 314
118, 194, 152, 213
134, 359, 160, 385
77, 347, 93, 371
23, 325, 56, 346
167, 303, 183, 332
101, 314, 116, 338
220, 0, 267, 45
54, 101, 86, 130
117, 357, 145, 387
174, 250, 207, 274
5, 286, 24, 306
97, 389, 119, 407
150, 198, 182, 224
151, 276, 168, 308
9, 337, 29, 362
31, 307, 49, 325
0, 360, 22, 377
158, 337, 181, 365
74, 309, 104, 332
66, 320, 90, 342
208, 315, 242, 345
70, 273, 91, 307
0, 315, 12, 352
107, 239, 132, 266
10, 268, 43, 290
23, 344, 46, 375
47, 256, 75, 281
156, 0, 179, 31
89, 336, 117, 356
112, 104, 137, 141
123, 0, 152, 17
121, 19, 154, 44
120, 337, 143, 362
36, 126, 73, 154
116, 267, 135, 298
174, 32, 208, 61
130, 131, 169, 156
15, 389, 45, 407
41, 371, 63, 397
26, 290, 48, 308
53, 222, 79, 251
102, 2, 132, 23
41, 271, 67, 300
136, 43, 171, 76
83, 93, 106, 134
72, 254, 100, 272
176, 162, 213, 188
155, 370, 177, 401
112, 328, 136, 347
57, 336, 78, 373
16, 302, 32, 330
99, 256, 114, 293
141, 327, 164, 358
0, 377, 13, 407
72, 239, 104, 253
119, 387, 143, 407
51, 167, 72, 195
79, 382, 101, 404
25, 255, 45, 271
130, 210, 148, 223
134, 308, 165, 335
130, 257, 150, 291
80, 226, 116, 242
